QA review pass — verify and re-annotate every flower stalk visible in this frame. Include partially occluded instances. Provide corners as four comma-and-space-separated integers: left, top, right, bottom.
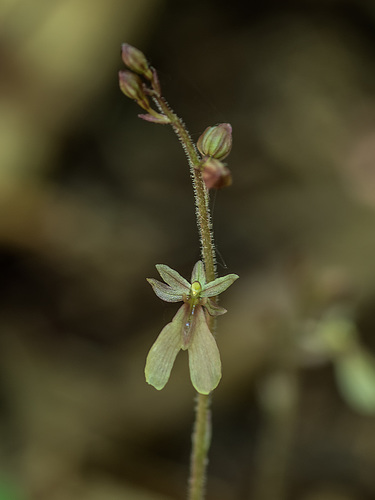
149, 94, 219, 500
152, 97, 216, 281
119, 44, 236, 500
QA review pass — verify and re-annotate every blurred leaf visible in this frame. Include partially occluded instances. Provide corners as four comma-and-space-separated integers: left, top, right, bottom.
335, 348, 375, 415
0, 479, 22, 500
298, 315, 357, 367
317, 316, 357, 355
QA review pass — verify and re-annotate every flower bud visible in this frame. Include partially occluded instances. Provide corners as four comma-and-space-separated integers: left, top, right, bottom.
118, 70, 150, 111
197, 123, 232, 160
201, 157, 232, 190
121, 43, 153, 80
138, 112, 171, 124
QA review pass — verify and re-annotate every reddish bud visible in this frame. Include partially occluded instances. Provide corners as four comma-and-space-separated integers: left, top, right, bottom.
138, 113, 171, 124
119, 70, 150, 111
201, 157, 232, 190
121, 43, 153, 80
197, 123, 232, 161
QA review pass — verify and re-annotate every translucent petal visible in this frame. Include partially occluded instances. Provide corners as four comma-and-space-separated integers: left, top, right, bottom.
156, 264, 191, 293
188, 306, 222, 394
205, 299, 227, 317
147, 278, 183, 303
145, 305, 186, 390
191, 261, 206, 287
201, 274, 239, 298
181, 303, 196, 350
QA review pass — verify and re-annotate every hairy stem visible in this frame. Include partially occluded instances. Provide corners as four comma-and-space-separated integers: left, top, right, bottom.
153, 95, 217, 500
189, 393, 211, 500
153, 97, 216, 282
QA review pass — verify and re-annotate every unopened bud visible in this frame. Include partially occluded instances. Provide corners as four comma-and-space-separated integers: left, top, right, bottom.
119, 70, 150, 111
121, 43, 153, 80
138, 112, 171, 124
201, 157, 232, 190
197, 123, 232, 160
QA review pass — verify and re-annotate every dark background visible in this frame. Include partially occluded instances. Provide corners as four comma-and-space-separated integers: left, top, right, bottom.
2, 0, 375, 498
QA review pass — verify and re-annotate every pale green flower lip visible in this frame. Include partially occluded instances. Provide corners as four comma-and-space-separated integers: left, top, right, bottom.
145, 303, 222, 394
145, 261, 238, 394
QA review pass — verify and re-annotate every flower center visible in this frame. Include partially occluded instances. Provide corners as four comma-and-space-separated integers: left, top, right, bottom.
190, 281, 202, 300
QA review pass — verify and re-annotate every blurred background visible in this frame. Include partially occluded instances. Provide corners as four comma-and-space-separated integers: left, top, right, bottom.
2, 0, 375, 499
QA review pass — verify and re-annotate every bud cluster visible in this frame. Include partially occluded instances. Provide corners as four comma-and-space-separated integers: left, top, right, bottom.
119, 45, 235, 190
196, 123, 233, 189
119, 44, 170, 124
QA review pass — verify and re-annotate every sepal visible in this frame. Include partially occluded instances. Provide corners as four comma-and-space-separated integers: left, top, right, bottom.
146, 278, 184, 302
156, 264, 191, 294
191, 261, 206, 286
201, 274, 239, 297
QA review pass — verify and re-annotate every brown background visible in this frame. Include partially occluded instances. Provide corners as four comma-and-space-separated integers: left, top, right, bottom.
1, 0, 375, 499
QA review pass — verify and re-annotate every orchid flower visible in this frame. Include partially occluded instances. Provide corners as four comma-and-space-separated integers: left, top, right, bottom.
145, 261, 238, 394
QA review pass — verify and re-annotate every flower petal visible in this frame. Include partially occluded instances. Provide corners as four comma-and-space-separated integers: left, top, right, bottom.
156, 264, 191, 293
201, 273, 239, 298
204, 299, 227, 317
147, 278, 184, 302
188, 306, 222, 394
181, 303, 196, 350
145, 305, 186, 390
191, 261, 206, 286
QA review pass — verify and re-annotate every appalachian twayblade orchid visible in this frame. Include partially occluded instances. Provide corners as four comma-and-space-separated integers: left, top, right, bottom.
145, 261, 238, 394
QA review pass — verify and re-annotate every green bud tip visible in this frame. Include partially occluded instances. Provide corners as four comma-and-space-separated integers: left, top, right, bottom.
197, 123, 232, 161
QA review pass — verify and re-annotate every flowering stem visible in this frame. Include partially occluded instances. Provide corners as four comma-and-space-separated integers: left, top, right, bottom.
153, 96, 216, 282
120, 44, 235, 499
189, 393, 212, 500
152, 95, 217, 500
